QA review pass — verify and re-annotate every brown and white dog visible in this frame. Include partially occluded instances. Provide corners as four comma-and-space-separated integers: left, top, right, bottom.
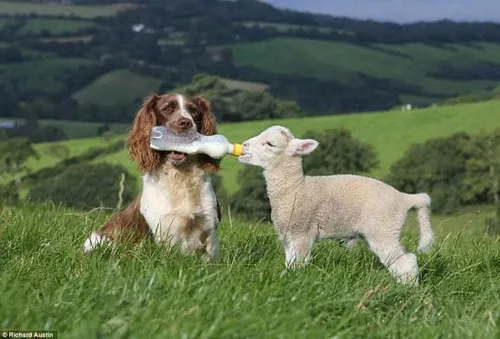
83, 93, 222, 261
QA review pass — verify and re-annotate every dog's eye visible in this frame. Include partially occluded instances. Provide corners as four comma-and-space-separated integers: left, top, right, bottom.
162, 101, 176, 112
265, 141, 275, 147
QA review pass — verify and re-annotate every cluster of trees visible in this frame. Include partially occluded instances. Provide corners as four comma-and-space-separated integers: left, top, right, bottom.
387, 129, 500, 214
178, 73, 303, 122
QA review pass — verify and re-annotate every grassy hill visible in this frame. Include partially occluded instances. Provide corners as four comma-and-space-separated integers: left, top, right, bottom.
0, 202, 498, 337
1, 1, 500, 121
0, 1, 132, 18
16, 18, 101, 36
0, 58, 93, 94
72, 69, 164, 107
224, 38, 500, 105
24, 99, 500, 195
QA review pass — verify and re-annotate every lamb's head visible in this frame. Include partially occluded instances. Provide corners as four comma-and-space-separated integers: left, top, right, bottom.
238, 125, 319, 169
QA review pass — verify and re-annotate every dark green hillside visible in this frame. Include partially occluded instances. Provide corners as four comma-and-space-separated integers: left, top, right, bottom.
1, 0, 500, 129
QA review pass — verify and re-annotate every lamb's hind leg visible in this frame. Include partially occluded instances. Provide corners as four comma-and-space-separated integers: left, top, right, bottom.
364, 231, 419, 286
283, 235, 314, 269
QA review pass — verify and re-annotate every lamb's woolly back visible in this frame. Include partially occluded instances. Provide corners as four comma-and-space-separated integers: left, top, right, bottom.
239, 125, 435, 285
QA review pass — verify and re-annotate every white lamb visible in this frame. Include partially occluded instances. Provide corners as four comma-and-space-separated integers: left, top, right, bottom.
238, 125, 434, 285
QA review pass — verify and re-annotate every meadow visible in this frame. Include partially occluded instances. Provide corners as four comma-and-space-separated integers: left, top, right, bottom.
0, 202, 498, 338
16, 18, 100, 36
16, 99, 500, 194
0, 1, 131, 18
83, 99, 500, 194
225, 38, 500, 103
0, 58, 93, 94
72, 69, 164, 107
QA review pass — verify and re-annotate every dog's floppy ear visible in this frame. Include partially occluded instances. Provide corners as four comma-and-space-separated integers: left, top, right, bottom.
127, 94, 161, 173
194, 96, 217, 136
193, 96, 220, 173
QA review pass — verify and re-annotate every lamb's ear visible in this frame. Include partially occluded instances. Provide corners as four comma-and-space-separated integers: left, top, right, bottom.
286, 138, 319, 156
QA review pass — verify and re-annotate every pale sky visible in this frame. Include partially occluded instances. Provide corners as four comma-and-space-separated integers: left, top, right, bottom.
264, 0, 499, 23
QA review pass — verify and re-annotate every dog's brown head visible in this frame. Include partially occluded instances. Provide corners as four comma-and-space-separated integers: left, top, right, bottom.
127, 93, 219, 173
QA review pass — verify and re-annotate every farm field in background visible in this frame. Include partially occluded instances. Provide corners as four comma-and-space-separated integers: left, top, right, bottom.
0, 1, 132, 18
86, 99, 500, 194
72, 69, 164, 107
14, 99, 500, 194
16, 18, 100, 35
225, 38, 500, 103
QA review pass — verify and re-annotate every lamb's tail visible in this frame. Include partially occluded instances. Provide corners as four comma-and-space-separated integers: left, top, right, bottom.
405, 193, 434, 253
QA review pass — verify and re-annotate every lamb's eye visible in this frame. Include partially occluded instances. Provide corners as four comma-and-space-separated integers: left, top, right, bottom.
265, 141, 275, 147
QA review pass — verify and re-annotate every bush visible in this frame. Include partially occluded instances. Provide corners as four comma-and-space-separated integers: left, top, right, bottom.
387, 132, 471, 214
230, 166, 270, 222
28, 163, 138, 210
302, 128, 379, 175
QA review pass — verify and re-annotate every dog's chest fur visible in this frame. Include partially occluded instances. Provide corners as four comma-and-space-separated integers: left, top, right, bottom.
139, 165, 216, 246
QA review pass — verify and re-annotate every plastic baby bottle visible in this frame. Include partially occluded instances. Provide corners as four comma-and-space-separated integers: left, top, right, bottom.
149, 126, 242, 159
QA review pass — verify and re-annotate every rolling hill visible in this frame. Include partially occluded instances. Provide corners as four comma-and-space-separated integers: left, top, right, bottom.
72, 69, 164, 107
2, 0, 500, 127
25, 99, 500, 195
0, 1, 132, 18
224, 38, 500, 105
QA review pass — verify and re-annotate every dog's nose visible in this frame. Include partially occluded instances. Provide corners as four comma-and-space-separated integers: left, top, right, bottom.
176, 117, 193, 130
243, 142, 249, 148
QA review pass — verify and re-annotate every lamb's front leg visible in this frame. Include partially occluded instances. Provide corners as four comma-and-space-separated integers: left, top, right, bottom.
283, 235, 314, 269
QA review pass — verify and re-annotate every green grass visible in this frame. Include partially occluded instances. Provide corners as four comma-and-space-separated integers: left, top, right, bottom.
0, 203, 498, 337
72, 69, 164, 107
0, 1, 132, 18
16, 18, 100, 35
224, 38, 500, 103
0, 58, 93, 94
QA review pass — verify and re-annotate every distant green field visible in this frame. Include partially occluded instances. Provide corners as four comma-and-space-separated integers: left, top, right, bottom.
39, 35, 93, 44
0, 58, 93, 93
0, 118, 129, 140
225, 38, 500, 103
0, 17, 12, 29
72, 69, 163, 107
17, 18, 100, 35
43, 99, 500, 195
0, 1, 132, 18
39, 119, 129, 139
24, 135, 126, 176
